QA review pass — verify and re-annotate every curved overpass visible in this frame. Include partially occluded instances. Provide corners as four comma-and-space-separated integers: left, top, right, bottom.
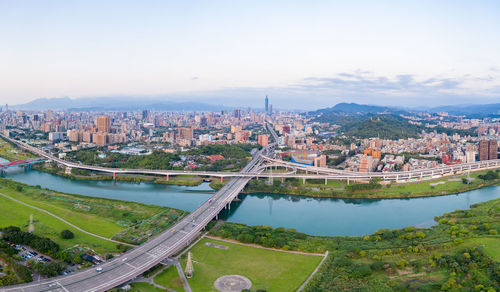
1, 134, 499, 181
1, 143, 276, 292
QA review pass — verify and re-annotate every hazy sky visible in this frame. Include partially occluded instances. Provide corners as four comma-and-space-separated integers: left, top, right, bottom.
1, 0, 500, 109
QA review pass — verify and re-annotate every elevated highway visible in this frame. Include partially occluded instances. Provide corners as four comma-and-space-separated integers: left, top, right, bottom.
1, 141, 276, 292
2, 134, 499, 182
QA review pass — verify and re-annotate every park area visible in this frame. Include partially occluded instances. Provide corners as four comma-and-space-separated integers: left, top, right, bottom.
177, 237, 323, 291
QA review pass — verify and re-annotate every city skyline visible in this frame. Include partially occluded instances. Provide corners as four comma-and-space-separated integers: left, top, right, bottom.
2, 0, 500, 108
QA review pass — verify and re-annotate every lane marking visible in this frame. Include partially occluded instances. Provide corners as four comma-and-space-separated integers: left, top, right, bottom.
56, 282, 69, 292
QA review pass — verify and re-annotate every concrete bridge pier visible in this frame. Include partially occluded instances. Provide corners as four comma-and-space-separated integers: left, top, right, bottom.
325, 178, 327, 185
166, 174, 169, 181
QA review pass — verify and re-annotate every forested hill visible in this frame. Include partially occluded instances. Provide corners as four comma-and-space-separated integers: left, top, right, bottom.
340, 115, 476, 139
309, 103, 407, 126
341, 115, 421, 139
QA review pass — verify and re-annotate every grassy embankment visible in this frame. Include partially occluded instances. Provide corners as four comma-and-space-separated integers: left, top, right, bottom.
0, 138, 35, 162
211, 168, 500, 199
0, 178, 187, 253
211, 198, 500, 291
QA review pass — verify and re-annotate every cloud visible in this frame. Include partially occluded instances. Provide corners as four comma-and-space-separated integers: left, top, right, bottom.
177, 70, 500, 109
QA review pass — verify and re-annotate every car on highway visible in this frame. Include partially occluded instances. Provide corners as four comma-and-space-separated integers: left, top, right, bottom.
96, 267, 103, 273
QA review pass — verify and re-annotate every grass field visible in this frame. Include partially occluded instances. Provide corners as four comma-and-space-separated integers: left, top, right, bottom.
0, 137, 35, 162
128, 282, 164, 292
0, 178, 186, 253
464, 237, 500, 261
180, 238, 322, 292
0, 193, 118, 253
153, 265, 185, 291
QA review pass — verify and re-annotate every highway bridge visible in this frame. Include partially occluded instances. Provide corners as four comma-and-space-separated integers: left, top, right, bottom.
1, 133, 499, 183
1, 136, 276, 292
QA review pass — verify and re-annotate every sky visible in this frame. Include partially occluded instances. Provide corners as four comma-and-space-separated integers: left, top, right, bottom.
1, 0, 500, 110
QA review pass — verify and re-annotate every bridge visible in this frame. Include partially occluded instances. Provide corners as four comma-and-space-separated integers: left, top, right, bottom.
1, 124, 277, 292
0, 158, 45, 169
1, 133, 499, 183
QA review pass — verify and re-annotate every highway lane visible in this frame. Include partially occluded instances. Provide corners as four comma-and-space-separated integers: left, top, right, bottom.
1, 143, 274, 292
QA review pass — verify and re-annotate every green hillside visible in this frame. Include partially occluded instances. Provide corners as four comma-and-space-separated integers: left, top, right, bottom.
341, 115, 421, 139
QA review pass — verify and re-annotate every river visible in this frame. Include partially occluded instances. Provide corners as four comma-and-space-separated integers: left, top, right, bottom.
1, 164, 499, 236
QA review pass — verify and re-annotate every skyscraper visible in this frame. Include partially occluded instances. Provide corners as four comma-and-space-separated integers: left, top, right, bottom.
265, 95, 269, 114
97, 116, 111, 133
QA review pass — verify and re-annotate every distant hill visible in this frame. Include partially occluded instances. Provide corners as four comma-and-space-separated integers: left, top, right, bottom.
308, 102, 407, 126
340, 115, 422, 139
313, 102, 401, 114
427, 103, 500, 117
12, 96, 232, 112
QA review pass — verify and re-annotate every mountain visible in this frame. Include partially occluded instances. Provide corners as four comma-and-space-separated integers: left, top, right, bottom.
12, 96, 232, 112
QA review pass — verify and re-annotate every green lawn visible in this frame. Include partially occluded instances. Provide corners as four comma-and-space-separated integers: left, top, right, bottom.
128, 282, 165, 292
153, 265, 185, 291
0, 178, 186, 252
463, 237, 500, 261
0, 194, 118, 253
181, 238, 322, 292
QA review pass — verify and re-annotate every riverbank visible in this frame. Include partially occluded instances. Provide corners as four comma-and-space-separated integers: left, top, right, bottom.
210, 168, 500, 199
0, 177, 187, 253
211, 198, 500, 291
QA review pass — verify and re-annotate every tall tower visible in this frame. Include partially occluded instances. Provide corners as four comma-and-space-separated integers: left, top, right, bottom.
265, 95, 269, 114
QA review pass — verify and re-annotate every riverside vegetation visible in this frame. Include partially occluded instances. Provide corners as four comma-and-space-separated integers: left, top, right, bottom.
211, 197, 500, 291
210, 169, 500, 199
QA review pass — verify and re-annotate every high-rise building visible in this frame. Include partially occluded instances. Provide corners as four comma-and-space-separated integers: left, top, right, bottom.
97, 116, 111, 133
478, 140, 498, 161
258, 134, 269, 147
265, 96, 269, 114
177, 127, 193, 140
489, 140, 498, 160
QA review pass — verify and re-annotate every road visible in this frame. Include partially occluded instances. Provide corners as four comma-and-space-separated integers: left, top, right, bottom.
1, 130, 276, 292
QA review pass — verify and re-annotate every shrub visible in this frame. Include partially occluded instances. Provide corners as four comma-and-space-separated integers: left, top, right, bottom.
353, 265, 372, 277
60, 230, 74, 239
370, 261, 385, 271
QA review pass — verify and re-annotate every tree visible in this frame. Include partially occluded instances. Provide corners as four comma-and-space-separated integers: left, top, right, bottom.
60, 229, 74, 239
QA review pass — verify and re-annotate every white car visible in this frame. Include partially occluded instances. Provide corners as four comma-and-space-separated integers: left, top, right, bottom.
96, 267, 103, 273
